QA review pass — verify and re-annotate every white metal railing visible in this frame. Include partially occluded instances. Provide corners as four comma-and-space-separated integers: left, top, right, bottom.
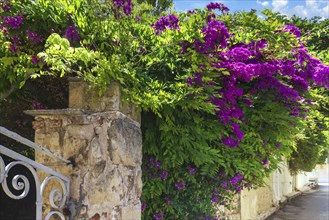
0, 126, 70, 164
0, 126, 70, 220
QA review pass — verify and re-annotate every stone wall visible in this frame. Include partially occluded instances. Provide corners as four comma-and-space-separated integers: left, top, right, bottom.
230, 160, 314, 220
25, 81, 142, 220
315, 161, 329, 183
240, 177, 274, 220
69, 80, 140, 124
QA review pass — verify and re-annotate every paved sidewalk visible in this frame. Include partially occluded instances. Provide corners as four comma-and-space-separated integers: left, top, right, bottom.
266, 183, 329, 220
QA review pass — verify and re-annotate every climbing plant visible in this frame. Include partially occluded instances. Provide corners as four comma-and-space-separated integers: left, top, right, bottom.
1, 1, 329, 219
269, 12, 329, 173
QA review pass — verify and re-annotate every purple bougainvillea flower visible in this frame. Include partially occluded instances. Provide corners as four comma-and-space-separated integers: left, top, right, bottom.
27, 29, 43, 44
230, 177, 239, 185
278, 83, 300, 101
113, 0, 132, 16
284, 24, 301, 38
186, 72, 204, 86
31, 55, 40, 65
122, 0, 132, 15
275, 142, 282, 149
194, 20, 229, 53
153, 212, 164, 220
187, 77, 193, 86
231, 123, 244, 140
226, 47, 252, 61
155, 161, 161, 169
4, 15, 24, 29
2, 4, 10, 12
150, 157, 162, 169
188, 167, 196, 175
141, 202, 147, 212
211, 197, 218, 203
289, 107, 300, 117
65, 25, 81, 44
159, 171, 168, 180
9, 42, 18, 53
230, 173, 243, 185
206, 2, 229, 13
194, 72, 203, 85
279, 60, 296, 77
167, 14, 179, 29
253, 39, 268, 50
222, 136, 239, 148
149, 157, 156, 164
152, 14, 179, 35
9, 35, 20, 53
166, 198, 171, 205
243, 98, 253, 108
187, 10, 196, 15
175, 182, 186, 190
235, 185, 242, 192
206, 13, 216, 22
179, 40, 191, 54
314, 65, 329, 88
221, 181, 228, 188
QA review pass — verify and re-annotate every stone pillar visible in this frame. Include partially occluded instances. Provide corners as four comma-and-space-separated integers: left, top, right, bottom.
25, 81, 142, 220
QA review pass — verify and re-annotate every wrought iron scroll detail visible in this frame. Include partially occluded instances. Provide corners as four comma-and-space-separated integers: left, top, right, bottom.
0, 145, 70, 220
1, 160, 35, 200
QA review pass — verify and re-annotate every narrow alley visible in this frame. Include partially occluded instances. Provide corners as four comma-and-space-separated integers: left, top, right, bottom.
267, 184, 329, 220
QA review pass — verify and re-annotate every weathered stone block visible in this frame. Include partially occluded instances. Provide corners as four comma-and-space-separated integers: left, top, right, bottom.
108, 118, 142, 167
121, 206, 141, 220
69, 80, 119, 112
69, 80, 141, 123
66, 124, 95, 141
27, 88, 142, 219
63, 137, 89, 159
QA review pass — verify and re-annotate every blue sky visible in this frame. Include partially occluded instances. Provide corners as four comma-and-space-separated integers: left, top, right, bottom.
173, 0, 329, 19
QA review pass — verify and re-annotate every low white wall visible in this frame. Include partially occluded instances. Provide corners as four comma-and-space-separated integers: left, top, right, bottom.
239, 160, 312, 220
296, 172, 314, 189
235, 158, 327, 220
240, 178, 273, 220
316, 158, 329, 183
272, 160, 294, 204
296, 158, 329, 185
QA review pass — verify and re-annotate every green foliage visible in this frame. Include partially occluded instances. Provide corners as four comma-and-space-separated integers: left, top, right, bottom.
1, 1, 329, 219
269, 13, 329, 173
289, 88, 329, 173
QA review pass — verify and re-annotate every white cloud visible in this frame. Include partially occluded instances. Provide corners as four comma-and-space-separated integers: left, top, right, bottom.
272, 0, 329, 19
290, 5, 308, 18
321, 3, 329, 16
306, 0, 316, 7
258, 14, 265, 19
257, 0, 269, 7
272, 0, 288, 10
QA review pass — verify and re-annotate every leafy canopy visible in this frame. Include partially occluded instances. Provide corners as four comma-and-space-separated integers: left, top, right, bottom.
1, 1, 329, 219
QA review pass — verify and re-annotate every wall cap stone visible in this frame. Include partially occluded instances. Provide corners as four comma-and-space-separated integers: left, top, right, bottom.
24, 109, 90, 116
25, 109, 141, 129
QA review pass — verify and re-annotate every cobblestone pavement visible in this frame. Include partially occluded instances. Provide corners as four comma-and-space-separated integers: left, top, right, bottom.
267, 184, 329, 220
